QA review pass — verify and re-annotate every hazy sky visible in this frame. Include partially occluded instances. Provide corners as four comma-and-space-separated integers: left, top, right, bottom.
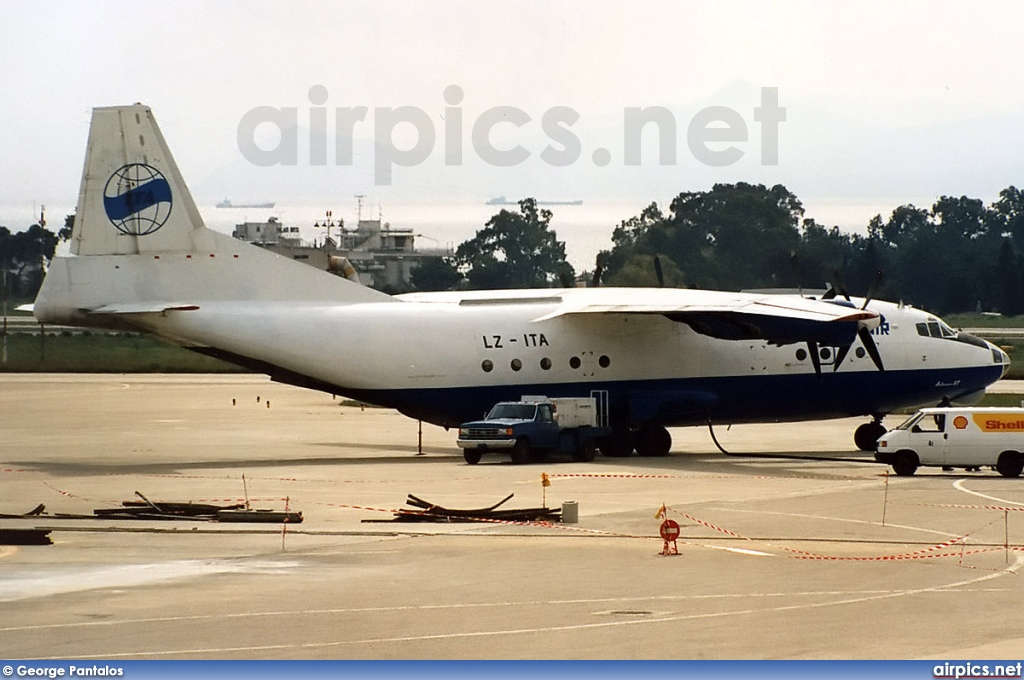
2, 0, 1023, 227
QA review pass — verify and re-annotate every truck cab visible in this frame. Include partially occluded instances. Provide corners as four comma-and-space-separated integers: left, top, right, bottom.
875, 407, 1024, 477
456, 395, 609, 465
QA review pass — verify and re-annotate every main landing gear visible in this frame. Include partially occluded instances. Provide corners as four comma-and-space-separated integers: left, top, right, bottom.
600, 425, 673, 458
854, 417, 887, 452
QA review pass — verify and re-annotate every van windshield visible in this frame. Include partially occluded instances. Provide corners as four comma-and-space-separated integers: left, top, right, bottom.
486, 404, 537, 420
895, 411, 945, 433
894, 413, 924, 431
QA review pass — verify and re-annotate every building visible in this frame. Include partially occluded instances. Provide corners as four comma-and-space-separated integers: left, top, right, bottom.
231, 216, 451, 290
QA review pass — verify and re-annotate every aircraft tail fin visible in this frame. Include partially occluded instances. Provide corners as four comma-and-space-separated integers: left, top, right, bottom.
72, 105, 211, 256
35, 105, 393, 326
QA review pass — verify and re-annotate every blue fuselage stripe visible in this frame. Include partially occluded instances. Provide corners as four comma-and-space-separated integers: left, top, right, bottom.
338, 365, 1005, 428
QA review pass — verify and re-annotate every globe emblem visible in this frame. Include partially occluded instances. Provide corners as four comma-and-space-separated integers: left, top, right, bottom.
103, 163, 173, 236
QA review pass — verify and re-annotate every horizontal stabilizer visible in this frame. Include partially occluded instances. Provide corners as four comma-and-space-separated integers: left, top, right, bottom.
89, 302, 200, 315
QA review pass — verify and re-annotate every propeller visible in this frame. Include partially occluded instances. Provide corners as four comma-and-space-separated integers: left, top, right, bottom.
822, 269, 851, 301
807, 341, 822, 377
860, 269, 884, 310
807, 329, 883, 377
817, 268, 886, 373
859, 326, 885, 370
653, 255, 665, 288
832, 269, 885, 372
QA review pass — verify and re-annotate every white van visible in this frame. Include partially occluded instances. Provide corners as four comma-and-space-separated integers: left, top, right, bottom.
875, 407, 1024, 477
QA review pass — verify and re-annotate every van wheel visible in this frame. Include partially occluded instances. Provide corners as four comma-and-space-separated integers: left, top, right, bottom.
463, 450, 482, 465
892, 450, 919, 476
996, 451, 1023, 478
510, 438, 532, 465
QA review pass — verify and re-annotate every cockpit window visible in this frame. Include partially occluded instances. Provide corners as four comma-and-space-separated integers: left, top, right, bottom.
916, 320, 957, 339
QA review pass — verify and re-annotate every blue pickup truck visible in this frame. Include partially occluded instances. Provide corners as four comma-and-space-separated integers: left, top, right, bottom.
456, 395, 611, 465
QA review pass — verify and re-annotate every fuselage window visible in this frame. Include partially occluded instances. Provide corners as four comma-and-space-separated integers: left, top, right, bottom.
569, 356, 581, 369
599, 355, 611, 368
481, 359, 493, 372
540, 357, 552, 370
511, 358, 522, 371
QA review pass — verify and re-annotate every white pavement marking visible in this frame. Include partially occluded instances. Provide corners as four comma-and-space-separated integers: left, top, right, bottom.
29, 554, 1024, 659
953, 479, 1024, 506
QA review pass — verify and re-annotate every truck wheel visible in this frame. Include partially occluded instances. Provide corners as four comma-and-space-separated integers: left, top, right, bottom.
510, 438, 532, 465
892, 450, 919, 477
600, 430, 634, 458
463, 450, 482, 465
572, 439, 597, 462
854, 421, 887, 452
635, 425, 671, 457
996, 451, 1023, 478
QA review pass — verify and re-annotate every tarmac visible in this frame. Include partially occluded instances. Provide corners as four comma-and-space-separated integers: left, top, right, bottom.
2, 374, 1024, 660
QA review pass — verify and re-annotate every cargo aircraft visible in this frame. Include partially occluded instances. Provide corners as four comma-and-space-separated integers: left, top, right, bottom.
27, 105, 1011, 458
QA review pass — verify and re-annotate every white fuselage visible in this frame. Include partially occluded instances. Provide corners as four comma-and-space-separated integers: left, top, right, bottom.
105, 287, 1007, 428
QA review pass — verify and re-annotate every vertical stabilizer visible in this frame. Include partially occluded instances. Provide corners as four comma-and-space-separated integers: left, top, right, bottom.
35, 104, 395, 327
72, 105, 213, 255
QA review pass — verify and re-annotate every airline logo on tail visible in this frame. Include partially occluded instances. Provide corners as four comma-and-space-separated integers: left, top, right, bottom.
103, 163, 173, 236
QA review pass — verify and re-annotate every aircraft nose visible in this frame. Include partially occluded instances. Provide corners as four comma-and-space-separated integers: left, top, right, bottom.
985, 339, 1011, 378
996, 344, 1011, 378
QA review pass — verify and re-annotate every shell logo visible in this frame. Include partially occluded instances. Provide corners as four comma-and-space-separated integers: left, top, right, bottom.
953, 415, 969, 430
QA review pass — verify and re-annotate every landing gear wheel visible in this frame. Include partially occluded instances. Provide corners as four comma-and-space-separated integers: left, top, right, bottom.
600, 430, 634, 458
635, 425, 672, 457
463, 450, 482, 465
510, 438, 532, 465
996, 451, 1023, 478
854, 421, 887, 452
892, 450, 919, 477
571, 439, 597, 462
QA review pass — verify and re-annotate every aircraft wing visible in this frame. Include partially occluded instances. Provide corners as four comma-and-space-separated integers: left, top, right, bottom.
534, 288, 879, 346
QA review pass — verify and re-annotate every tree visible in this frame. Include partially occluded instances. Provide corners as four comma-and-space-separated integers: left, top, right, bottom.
454, 198, 574, 289
59, 213, 75, 242
0, 222, 60, 298
410, 256, 463, 292
604, 183, 806, 290
606, 253, 683, 287
992, 238, 1024, 315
